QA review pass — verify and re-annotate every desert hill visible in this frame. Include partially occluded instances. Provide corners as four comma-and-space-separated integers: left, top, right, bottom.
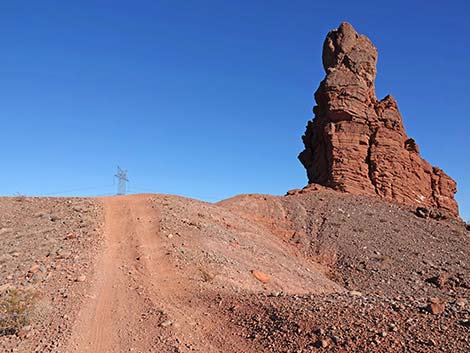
0, 192, 468, 352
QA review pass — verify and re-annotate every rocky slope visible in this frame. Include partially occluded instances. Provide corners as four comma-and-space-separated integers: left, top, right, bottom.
0, 196, 103, 352
298, 22, 459, 217
1, 193, 468, 352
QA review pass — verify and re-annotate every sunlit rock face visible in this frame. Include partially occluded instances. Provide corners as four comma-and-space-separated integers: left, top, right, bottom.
299, 22, 459, 217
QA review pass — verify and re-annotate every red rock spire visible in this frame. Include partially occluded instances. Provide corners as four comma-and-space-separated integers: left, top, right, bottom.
299, 23, 459, 217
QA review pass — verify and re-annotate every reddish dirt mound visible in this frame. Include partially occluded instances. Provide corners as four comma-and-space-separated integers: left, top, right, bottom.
219, 190, 469, 351
1, 192, 469, 352
220, 191, 469, 299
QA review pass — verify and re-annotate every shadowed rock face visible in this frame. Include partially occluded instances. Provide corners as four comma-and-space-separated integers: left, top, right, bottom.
299, 22, 459, 217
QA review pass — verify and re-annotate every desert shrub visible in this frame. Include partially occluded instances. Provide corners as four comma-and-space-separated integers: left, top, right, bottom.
0, 288, 35, 336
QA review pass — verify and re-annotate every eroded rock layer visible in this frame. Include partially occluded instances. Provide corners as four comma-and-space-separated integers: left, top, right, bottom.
299, 22, 459, 217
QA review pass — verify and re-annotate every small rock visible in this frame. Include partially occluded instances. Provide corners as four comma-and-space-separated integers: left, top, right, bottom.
58, 288, 68, 298
64, 233, 78, 240
429, 297, 445, 304
28, 264, 41, 274
425, 273, 450, 288
349, 290, 363, 296
55, 250, 72, 260
75, 275, 86, 282
160, 319, 173, 327
251, 270, 270, 284
50, 214, 60, 221
415, 207, 429, 218
429, 209, 447, 220
17, 325, 32, 339
286, 189, 301, 196
455, 298, 467, 307
41, 213, 60, 222
426, 298, 446, 315
428, 303, 446, 315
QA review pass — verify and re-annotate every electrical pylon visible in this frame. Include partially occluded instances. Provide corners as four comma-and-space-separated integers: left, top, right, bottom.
114, 166, 129, 195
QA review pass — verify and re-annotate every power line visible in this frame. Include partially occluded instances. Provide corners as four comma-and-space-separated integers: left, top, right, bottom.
128, 185, 221, 201
94, 191, 117, 197
44, 185, 114, 196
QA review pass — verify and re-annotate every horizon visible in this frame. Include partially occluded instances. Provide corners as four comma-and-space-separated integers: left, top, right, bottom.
1, 1, 469, 221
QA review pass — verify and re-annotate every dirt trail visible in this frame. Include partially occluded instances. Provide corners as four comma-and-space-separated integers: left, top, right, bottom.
66, 195, 227, 353
65, 194, 303, 353
67, 195, 167, 352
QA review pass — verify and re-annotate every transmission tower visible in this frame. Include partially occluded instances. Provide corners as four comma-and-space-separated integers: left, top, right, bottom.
114, 166, 129, 195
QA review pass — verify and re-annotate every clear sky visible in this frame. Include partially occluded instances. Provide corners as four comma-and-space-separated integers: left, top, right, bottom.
1, 1, 469, 220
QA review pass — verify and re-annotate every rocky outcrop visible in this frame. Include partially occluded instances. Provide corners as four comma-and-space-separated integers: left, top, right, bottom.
299, 22, 459, 217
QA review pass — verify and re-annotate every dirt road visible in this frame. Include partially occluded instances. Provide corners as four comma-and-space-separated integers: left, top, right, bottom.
66, 195, 159, 352
65, 194, 202, 352
66, 195, 239, 353
64, 193, 341, 353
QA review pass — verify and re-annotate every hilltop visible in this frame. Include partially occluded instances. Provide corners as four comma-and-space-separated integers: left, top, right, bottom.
0, 192, 468, 352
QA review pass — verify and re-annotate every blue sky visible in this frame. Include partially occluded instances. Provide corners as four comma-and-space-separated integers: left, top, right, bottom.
1, 1, 468, 220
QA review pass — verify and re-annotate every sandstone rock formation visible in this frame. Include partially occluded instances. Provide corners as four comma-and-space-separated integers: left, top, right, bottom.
298, 22, 459, 217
